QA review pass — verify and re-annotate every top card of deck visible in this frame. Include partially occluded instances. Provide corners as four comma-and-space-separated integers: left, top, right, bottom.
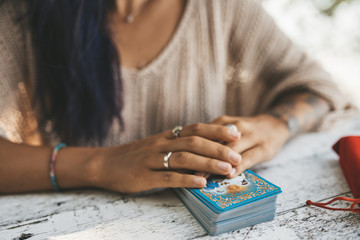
186, 170, 281, 213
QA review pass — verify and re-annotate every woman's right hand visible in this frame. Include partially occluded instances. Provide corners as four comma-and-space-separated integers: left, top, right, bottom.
89, 123, 242, 193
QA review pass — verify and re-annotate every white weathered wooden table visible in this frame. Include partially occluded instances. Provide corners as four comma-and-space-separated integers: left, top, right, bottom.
1, 116, 360, 240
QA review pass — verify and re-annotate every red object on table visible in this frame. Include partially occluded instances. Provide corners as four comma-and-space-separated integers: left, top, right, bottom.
333, 136, 360, 199
306, 136, 360, 213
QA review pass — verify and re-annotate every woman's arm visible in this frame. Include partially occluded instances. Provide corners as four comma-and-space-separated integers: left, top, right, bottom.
0, 123, 243, 193
267, 92, 331, 139
0, 138, 97, 192
212, 0, 346, 176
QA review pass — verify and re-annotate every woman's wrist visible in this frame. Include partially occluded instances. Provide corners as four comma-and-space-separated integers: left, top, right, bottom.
55, 146, 103, 189
266, 92, 331, 139
257, 114, 291, 142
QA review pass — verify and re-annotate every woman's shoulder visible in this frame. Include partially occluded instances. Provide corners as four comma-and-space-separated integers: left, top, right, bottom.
196, 0, 262, 15
0, 0, 28, 92
194, 0, 263, 31
0, 0, 26, 25
0, 0, 27, 68
0, 0, 28, 41
196, 0, 258, 9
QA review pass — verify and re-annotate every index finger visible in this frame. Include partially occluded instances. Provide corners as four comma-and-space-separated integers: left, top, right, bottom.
151, 171, 207, 188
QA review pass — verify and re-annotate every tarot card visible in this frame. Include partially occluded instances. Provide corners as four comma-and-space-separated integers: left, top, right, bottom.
186, 170, 281, 213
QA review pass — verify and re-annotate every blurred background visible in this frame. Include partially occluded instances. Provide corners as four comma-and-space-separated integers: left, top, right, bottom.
263, 0, 360, 107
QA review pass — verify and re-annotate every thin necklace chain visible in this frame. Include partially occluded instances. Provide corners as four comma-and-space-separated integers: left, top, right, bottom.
124, 0, 150, 23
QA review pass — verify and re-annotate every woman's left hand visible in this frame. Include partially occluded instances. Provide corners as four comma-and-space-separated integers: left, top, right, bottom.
211, 114, 290, 178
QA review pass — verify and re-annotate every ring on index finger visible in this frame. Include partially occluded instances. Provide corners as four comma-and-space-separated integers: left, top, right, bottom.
172, 126, 183, 139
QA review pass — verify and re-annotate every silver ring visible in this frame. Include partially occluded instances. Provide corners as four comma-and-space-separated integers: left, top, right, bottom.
172, 126, 183, 138
163, 152, 172, 169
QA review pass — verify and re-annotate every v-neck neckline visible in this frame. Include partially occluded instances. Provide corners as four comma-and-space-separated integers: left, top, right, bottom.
121, 0, 193, 76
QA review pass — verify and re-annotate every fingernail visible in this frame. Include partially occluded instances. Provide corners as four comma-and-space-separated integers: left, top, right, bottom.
217, 162, 231, 172
230, 168, 236, 176
194, 177, 206, 186
229, 151, 241, 164
227, 129, 240, 139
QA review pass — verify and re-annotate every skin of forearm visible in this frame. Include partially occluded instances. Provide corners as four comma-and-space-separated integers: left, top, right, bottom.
0, 92, 330, 193
267, 92, 331, 139
0, 138, 98, 193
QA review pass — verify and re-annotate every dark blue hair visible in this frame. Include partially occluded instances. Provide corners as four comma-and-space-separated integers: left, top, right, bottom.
25, 0, 123, 145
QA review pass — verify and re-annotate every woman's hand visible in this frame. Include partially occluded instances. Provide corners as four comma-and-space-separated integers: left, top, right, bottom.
212, 114, 290, 178
88, 123, 242, 193
209, 93, 331, 178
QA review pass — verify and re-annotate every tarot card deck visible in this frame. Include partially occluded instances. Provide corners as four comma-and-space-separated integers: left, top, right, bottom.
175, 170, 281, 235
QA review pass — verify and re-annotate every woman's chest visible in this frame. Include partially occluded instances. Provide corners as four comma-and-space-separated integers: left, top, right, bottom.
109, 0, 185, 70
115, 51, 227, 146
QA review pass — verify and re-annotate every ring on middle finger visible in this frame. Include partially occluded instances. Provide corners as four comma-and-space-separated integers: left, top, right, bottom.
163, 152, 172, 169
172, 126, 183, 139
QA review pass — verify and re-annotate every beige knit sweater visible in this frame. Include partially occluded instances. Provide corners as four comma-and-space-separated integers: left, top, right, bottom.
0, 0, 349, 146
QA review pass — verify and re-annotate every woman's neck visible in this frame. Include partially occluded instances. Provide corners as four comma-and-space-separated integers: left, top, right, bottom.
109, 0, 185, 69
116, 0, 150, 23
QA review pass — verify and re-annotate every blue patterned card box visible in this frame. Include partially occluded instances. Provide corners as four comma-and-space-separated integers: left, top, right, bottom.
186, 170, 282, 213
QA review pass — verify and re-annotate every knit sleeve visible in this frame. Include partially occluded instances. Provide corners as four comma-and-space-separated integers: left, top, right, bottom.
226, 0, 353, 129
0, 1, 28, 141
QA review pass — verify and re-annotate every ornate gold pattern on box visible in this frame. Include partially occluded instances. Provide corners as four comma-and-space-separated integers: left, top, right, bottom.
200, 172, 277, 209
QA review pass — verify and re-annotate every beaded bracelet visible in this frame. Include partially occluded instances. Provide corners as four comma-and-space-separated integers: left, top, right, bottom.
50, 143, 66, 192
